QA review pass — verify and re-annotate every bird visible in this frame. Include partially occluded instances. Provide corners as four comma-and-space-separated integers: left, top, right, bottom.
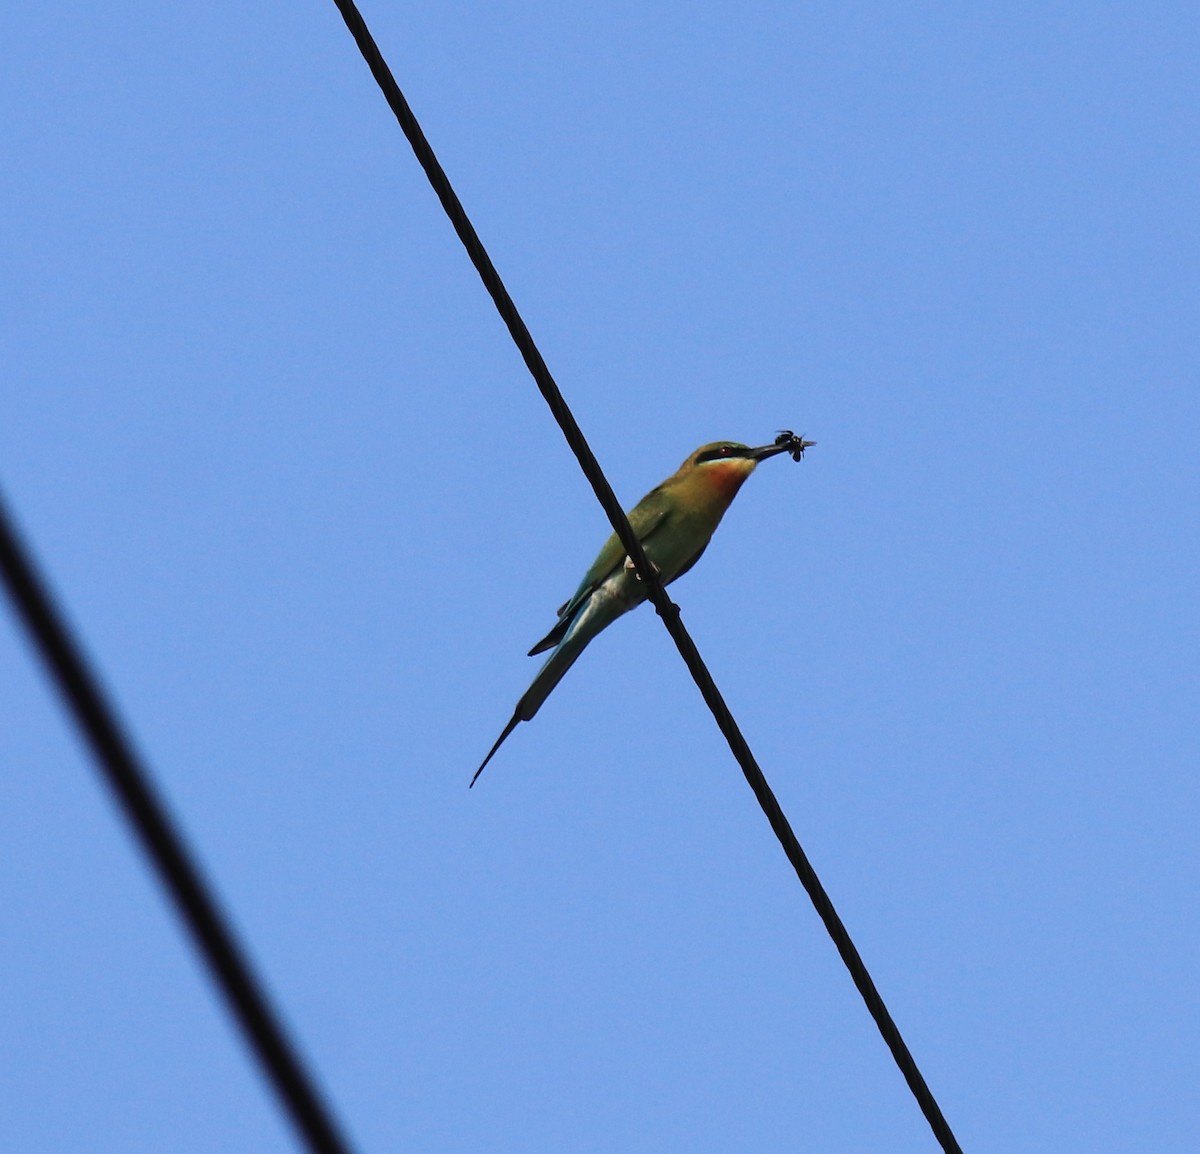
470, 432, 814, 786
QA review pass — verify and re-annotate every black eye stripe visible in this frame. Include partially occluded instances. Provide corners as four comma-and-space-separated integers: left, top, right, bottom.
696, 445, 745, 464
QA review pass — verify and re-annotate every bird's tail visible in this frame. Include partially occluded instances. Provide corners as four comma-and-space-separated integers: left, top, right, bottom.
469, 630, 591, 788
469, 712, 521, 788
513, 624, 592, 722
469, 596, 622, 787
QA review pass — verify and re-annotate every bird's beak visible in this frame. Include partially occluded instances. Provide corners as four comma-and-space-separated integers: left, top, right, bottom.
750, 431, 816, 462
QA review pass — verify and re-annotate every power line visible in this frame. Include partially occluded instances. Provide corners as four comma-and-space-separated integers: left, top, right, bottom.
0, 493, 355, 1154
330, 5, 965, 1152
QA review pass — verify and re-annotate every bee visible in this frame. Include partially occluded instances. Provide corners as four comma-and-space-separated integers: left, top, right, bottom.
775, 429, 816, 462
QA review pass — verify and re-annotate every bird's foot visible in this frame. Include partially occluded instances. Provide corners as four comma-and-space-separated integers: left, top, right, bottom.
624, 555, 661, 581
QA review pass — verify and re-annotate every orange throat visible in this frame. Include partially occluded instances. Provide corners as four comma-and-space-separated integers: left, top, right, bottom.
704, 460, 754, 502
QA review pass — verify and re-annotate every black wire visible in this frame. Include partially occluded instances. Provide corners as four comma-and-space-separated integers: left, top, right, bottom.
331, 5, 965, 1151
0, 493, 354, 1154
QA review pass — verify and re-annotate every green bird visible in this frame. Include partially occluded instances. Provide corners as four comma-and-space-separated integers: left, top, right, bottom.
471, 432, 814, 786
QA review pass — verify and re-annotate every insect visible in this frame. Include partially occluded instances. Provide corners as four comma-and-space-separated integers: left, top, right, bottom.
775, 429, 817, 462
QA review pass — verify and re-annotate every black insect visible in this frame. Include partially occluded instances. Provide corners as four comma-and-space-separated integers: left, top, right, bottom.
775, 429, 816, 462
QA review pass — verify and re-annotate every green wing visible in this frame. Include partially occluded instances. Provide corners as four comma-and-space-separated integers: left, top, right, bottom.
526, 488, 672, 655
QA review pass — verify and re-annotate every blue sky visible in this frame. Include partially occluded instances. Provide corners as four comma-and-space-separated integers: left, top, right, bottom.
2, 2, 1197, 1150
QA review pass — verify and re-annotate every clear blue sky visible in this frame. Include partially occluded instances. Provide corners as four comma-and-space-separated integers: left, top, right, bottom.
2, 3, 1197, 1150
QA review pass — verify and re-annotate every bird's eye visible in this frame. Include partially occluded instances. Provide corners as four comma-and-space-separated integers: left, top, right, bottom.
696, 444, 744, 464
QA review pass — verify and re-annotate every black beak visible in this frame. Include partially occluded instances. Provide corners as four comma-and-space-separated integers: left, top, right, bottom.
750, 430, 816, 462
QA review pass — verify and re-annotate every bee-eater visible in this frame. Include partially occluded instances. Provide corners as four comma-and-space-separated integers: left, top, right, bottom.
470, 432, 814, 786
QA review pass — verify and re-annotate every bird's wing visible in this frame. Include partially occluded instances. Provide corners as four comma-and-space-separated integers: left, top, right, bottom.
669, 539, 710, 584
526, 491, 672, 656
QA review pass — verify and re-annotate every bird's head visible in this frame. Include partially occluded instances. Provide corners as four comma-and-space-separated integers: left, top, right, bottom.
682, 441, 759, 496
679, 433, 815, 496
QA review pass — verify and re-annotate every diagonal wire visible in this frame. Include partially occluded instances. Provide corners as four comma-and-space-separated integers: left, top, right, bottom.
0, 492, 355, 1154
330, 4, 965, 1152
